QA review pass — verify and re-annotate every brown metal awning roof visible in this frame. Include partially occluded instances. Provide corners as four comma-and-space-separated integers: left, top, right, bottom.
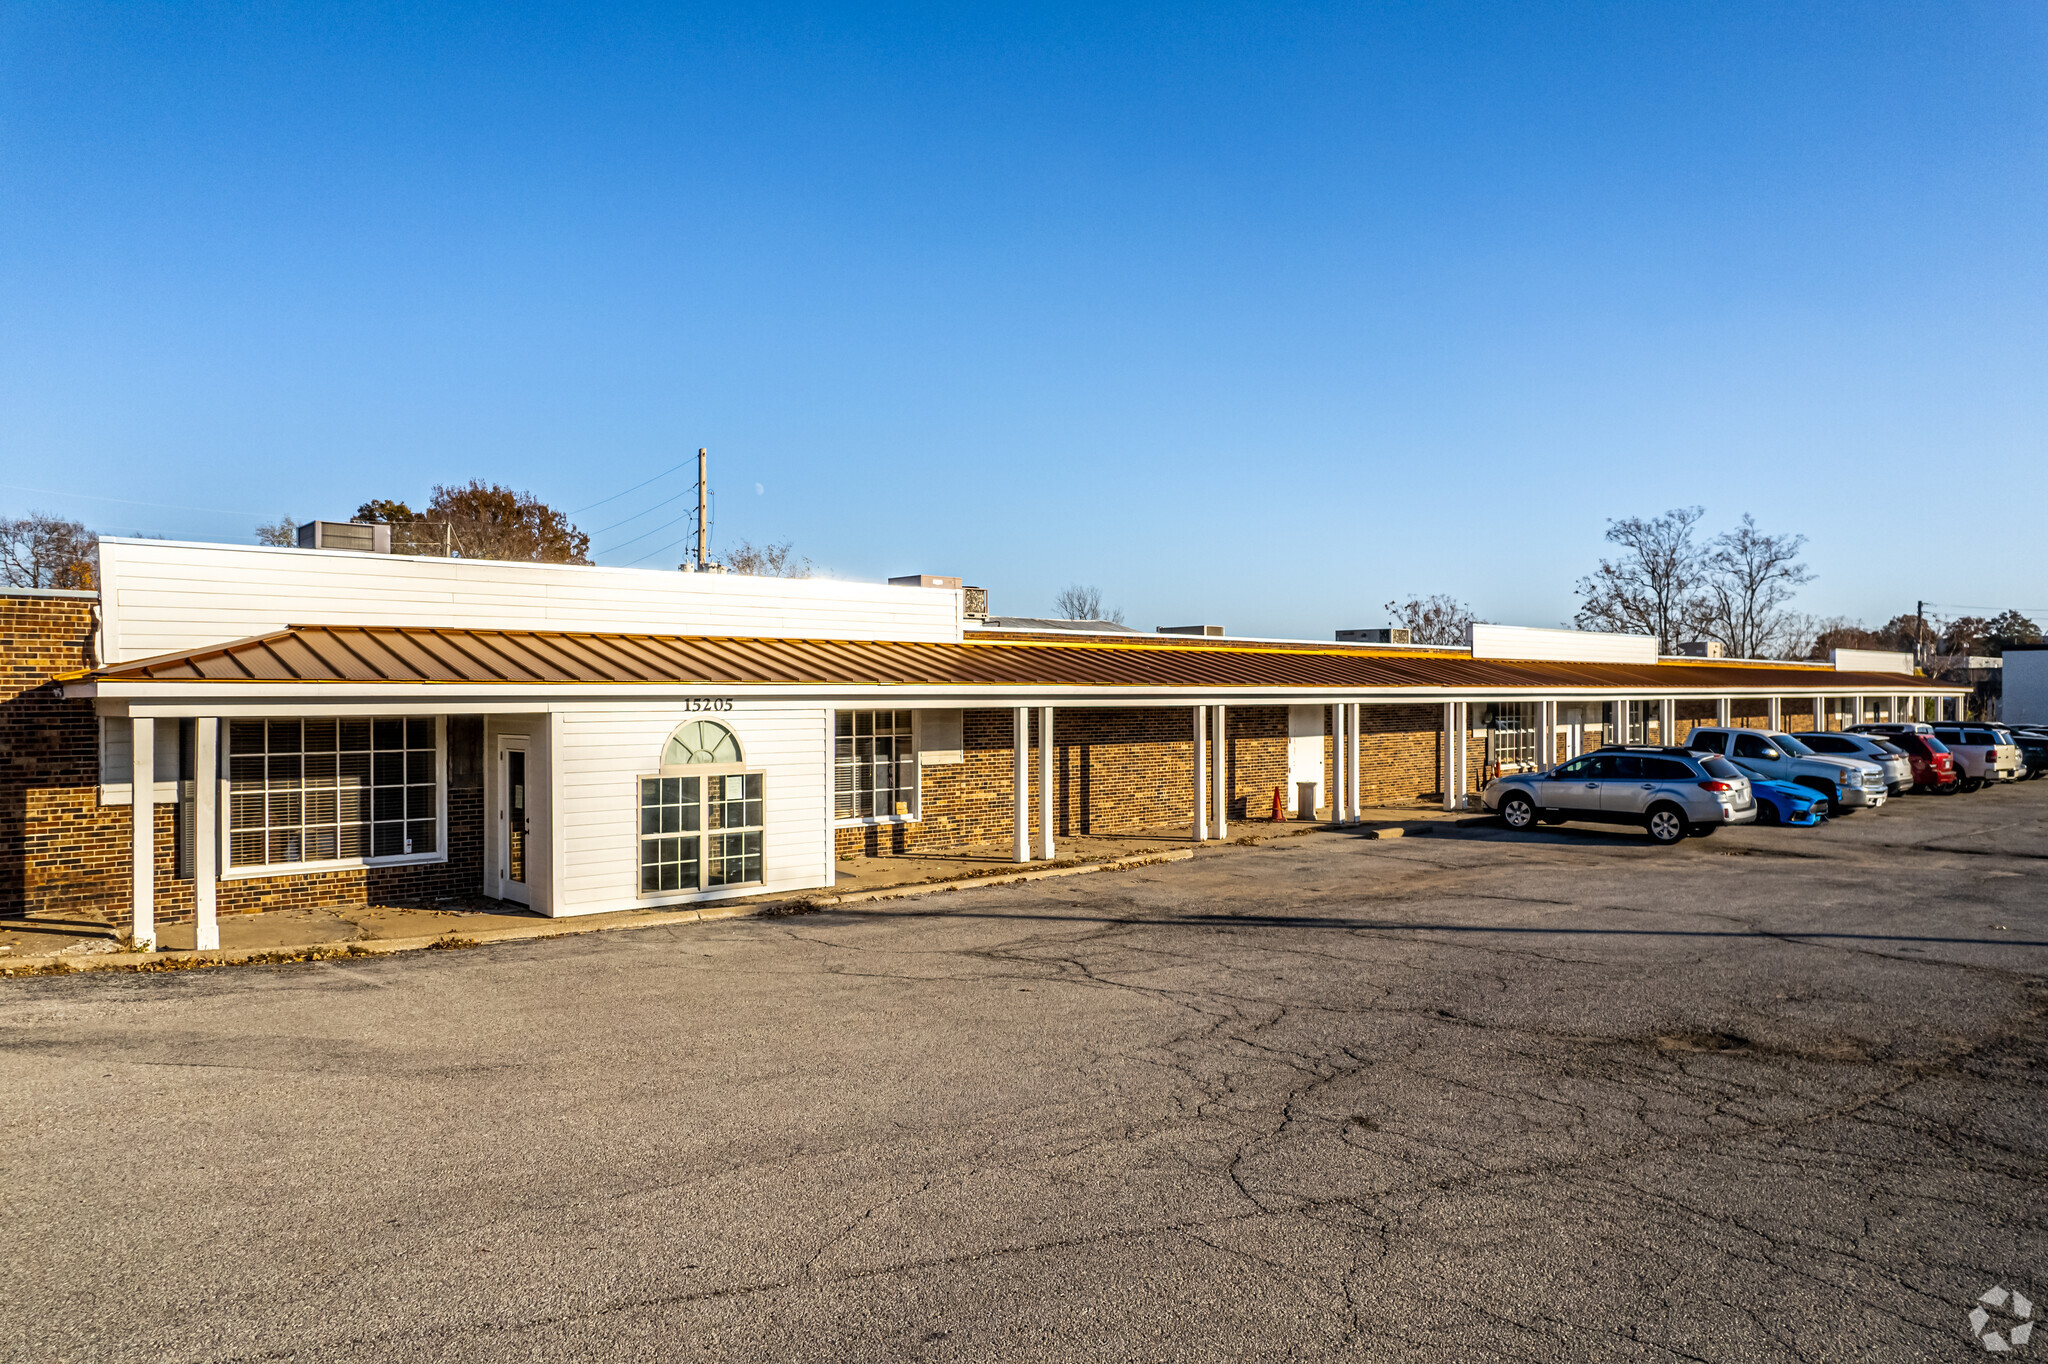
69, 624, 1955, 697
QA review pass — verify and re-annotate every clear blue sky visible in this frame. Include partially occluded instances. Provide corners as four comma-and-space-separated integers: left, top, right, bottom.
3, 2, 2043, 636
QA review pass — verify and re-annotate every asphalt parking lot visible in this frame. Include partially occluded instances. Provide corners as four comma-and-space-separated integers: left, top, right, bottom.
6, 781, 2046, 1362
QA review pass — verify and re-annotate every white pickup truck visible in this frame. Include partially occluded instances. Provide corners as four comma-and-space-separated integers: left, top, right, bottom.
1684, 727, 1887, 816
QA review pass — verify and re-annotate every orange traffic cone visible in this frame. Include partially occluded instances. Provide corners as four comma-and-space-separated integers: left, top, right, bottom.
1272, 785, 1285, 821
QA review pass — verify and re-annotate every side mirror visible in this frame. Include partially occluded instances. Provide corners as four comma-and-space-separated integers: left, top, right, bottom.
1761, 749, 1780, 760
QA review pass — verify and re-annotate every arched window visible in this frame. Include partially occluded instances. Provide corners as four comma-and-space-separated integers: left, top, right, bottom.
641, 717, 763, 898
662, 720, 742, 767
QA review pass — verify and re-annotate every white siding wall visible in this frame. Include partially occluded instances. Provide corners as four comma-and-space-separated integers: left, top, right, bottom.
553, 701, 831, 917
1467, 623, 1659, 665
1286, 704, 1325, 809
98, 539, 963, 663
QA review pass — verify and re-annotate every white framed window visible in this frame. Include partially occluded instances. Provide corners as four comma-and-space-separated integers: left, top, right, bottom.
224, 716, 444, 875
835, 709, 917, 821
638, 721, 765, 897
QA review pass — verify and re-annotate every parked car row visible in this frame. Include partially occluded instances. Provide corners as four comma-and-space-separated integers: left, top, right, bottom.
1481, 720, 2037, 846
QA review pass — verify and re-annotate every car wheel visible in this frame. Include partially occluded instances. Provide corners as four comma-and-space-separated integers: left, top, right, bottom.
1499, 793, 1536, 831
1961, 775, 1983, 793
1756, 800, 1781, 826
1646, 806, 1687, 845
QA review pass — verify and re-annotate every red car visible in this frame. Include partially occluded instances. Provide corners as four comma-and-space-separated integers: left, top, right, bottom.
1888, 733, 1959, 792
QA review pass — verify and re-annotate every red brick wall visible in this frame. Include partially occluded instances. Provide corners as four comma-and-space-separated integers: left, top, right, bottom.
836, 702, 1452, 858
2, 591, 486, 931
0, 595, 127, 923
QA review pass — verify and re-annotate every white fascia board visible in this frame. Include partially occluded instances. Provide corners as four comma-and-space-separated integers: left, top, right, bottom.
91, 680, 1968, 715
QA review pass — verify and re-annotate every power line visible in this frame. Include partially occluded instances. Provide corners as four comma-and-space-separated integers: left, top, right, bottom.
569, 459, 690, 516
595, 510, 697, 558
587, 485, 697, 538
0, 481, 266, 519
622, 533, 698, 569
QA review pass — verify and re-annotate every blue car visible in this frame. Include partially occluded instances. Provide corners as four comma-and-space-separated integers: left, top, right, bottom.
1752, 778, 1827, 827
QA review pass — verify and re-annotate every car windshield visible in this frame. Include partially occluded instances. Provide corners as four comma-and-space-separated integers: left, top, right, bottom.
1699, 755, 1744, 780
1771, 734, 1815, 756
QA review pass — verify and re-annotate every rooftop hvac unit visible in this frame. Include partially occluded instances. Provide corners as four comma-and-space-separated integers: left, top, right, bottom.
296, 521, 390, 553
1158, 625, 1224, 637
962, 586, 988, 621
1675, 640, 1726, 659
1336, 628, 1412, 645
888, 574, 963, 590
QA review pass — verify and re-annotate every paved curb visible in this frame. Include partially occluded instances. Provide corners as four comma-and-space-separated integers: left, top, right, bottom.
808, 848, 1195, 906
0, 847, 1201, 977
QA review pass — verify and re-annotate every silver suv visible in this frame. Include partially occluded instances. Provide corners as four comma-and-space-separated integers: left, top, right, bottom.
1684, 728, 1887, 815
1483, 745, 1757, 846
1788, 731, 1913, 794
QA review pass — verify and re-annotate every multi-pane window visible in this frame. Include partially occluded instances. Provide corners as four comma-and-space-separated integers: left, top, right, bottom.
1479, 703, 1538, 768
708, 773, 765, 886
228, 717, 438, 869
834, 710, 916, 819
639, 719, 765, 897
639, 776, 702, 892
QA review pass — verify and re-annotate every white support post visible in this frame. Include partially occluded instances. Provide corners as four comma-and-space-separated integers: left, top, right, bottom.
1211, 704, 1229, 840
1013, 707, 1030, 864
1442, 703, 1457, 811
1614, 697, 1630, 745
194, 718, 219, 951
1331, 703, 1347, 823
1347, 703, 1362, 822
1814, 696, 1826, 731
129, 716, 155, 950
1716, 697, 1731, 727
1659, 697, 1675, 747
1767, 696, 1781, 731
1038, 706, 1055, 861
1456, 702, 1469, 806
1192, 706, 1208, 841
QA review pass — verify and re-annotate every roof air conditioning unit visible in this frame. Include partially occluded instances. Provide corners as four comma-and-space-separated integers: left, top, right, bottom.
1158, 625, 1224, 637
296, 521, 391, 553
962, 586, 988, 622
1336, 628, 1411, 645
1675, 640, 1726, 659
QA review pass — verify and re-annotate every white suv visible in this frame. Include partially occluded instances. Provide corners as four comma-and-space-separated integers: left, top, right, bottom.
1684, 728, 1887, 815
1929, 724, 2022, 790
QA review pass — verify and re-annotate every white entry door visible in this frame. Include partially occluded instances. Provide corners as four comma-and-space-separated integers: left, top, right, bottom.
496, 737, 530, 905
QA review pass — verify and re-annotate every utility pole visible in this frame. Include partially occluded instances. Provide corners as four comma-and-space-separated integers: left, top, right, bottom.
1916, 599, 1927, 671
695, 447, 709, 571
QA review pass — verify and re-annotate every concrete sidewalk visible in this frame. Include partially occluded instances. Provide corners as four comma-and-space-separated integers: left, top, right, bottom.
0, 804, 1469, 975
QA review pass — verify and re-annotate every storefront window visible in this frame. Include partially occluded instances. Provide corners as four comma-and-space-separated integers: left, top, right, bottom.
835, 710, 917, 820
227, 717, 439, 870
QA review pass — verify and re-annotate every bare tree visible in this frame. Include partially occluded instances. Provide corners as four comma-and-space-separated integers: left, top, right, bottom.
255, 516, 299, 547
723, 539, 813, 578
1573, 506, 1712, 652
1383, 594, 1475, 646
1703, 515, 1812, 658
1054, 584, 1102, 619
0, 511, 98, 589
1053, 583, 1124, 624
